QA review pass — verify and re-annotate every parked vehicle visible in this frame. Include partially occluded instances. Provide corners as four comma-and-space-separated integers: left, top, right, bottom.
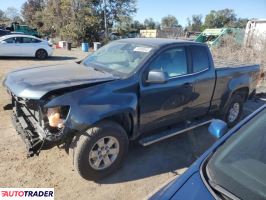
3, 38, 261, 180
0, 29, 10, 36
149, 104, 266, 200
5, 22, 40, 37
0, 34, 53, 59
109, 32, 122, 40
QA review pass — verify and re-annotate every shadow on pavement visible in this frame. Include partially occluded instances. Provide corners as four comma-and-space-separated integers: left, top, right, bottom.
98, 126, 216, 184
0, 56, 77, 61
48, 56, 77, 61
98, 96, 266, 184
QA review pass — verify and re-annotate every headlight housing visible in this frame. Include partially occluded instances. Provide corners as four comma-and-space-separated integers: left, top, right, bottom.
46, 106, 70, 128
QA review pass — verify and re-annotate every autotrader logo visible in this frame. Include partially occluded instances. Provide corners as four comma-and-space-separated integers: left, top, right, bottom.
0, 188, 54, 200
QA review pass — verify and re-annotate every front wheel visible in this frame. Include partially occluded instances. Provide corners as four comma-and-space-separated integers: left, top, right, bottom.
73, 120, 129, 180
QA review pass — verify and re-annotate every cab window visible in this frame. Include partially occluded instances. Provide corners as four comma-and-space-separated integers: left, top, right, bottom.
149, 47, 188, 77
191, 46, 209, 73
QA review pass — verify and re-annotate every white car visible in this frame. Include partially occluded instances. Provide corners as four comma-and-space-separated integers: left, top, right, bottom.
0, 34, 53, 59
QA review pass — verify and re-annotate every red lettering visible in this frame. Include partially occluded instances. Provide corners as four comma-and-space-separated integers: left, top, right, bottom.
1, 191, 8, 197
18, 191, 24, 197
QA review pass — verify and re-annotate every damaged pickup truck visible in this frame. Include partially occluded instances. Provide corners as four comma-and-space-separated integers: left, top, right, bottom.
3, 38, 261, 180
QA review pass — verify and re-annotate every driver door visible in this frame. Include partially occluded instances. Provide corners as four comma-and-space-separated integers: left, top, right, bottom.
139, 46, 197, 132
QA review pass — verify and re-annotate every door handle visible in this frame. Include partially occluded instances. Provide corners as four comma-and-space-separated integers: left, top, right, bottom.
183, 82, 192, 88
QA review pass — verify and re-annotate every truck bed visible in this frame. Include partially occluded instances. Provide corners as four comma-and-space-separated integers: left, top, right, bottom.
211, 59, 260, 112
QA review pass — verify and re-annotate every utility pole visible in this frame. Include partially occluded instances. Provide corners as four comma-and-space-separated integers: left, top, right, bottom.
103, 0, 108, 38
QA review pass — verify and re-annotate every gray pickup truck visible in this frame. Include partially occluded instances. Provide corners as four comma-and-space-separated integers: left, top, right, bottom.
3, 38, 261, 180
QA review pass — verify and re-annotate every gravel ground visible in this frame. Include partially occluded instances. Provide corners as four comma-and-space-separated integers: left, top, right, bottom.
0, 48, 265, 200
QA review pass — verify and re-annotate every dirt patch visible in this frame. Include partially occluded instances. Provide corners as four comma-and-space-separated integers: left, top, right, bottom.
0, 49, 265, 200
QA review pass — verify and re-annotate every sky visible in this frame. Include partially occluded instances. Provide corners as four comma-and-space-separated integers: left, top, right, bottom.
1, 0, 266, 26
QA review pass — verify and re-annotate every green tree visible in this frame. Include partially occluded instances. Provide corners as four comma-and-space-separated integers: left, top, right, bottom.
21, 0, 44, 26
144, 18, 156, 29
0, 9, 7, 23
186, 15, 202, 32
161, 15, 178, 29
114, 15, 133, 35
233, 18, 249, 28
191, 15, 202, 31
186, 17, 191, 31
20, 0, 136, 44
0, 9, 5, 19
204, 9, 236, 28
131, 20, 145, 31
90, 0, 136, 33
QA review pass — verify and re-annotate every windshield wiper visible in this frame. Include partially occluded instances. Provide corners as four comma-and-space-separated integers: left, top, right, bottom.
84, 64, 108, 74
91, 66, 107, 73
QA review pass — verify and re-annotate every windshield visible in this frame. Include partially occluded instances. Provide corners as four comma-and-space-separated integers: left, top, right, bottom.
206, 108, 266, 200
82, 41, 153, 75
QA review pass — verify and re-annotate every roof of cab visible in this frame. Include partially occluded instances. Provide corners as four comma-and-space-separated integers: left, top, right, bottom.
117, 38, 203, 47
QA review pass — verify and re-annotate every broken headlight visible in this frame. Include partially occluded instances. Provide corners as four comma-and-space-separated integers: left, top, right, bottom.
46, 106, 70, 128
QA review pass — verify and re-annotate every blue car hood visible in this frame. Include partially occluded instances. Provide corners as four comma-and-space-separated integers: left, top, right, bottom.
170, 172, 214, 200
150, 172, 214, 200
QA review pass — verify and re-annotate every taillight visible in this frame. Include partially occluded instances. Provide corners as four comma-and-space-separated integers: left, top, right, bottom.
257, 70, 265, 87
260, 71, 265, 79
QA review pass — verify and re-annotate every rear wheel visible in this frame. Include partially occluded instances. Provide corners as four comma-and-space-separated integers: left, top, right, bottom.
72, 120, 129, 180
223, 94, 244, 127
35, 49, 48, 59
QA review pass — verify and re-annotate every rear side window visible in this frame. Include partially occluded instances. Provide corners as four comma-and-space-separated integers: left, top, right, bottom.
32, 39, 41, 43
22, 37, 41, 43
191, 46, 209, 73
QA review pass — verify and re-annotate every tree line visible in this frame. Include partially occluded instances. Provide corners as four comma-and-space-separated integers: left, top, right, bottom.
0, 1, 249, 44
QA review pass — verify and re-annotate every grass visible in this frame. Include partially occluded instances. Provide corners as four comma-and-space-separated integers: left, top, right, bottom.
211, 36, 266, 87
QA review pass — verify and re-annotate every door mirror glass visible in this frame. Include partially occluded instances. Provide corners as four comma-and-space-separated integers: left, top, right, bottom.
208, 119, 228, 139
146, 70, 169, 84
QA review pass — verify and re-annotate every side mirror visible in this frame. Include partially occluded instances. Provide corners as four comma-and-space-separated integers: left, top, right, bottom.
208, 119, 228, 139
0, 41, 7, 44
146, 70, 169, 84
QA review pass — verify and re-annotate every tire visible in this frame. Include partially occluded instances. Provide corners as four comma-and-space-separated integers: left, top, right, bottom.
35, 49, 48, 59
73, 120, 129, 180
223, 94, 244, 127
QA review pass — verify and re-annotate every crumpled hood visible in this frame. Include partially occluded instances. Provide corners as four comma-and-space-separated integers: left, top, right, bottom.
3, 63, 117, 99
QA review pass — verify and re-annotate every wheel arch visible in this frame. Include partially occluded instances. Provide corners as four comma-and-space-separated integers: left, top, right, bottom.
231, 87, 249, 101
67, 110, 136, 151
220, 86, 249, 113
102, 112, 135, 139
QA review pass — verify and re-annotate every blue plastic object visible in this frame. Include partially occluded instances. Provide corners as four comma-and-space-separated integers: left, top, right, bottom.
82, 43, 89, 52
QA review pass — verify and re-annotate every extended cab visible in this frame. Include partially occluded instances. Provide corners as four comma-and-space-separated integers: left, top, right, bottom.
3, 38, 261, 180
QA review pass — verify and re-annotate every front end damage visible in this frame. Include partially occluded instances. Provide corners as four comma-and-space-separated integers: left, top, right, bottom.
10, 92, 71, 157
